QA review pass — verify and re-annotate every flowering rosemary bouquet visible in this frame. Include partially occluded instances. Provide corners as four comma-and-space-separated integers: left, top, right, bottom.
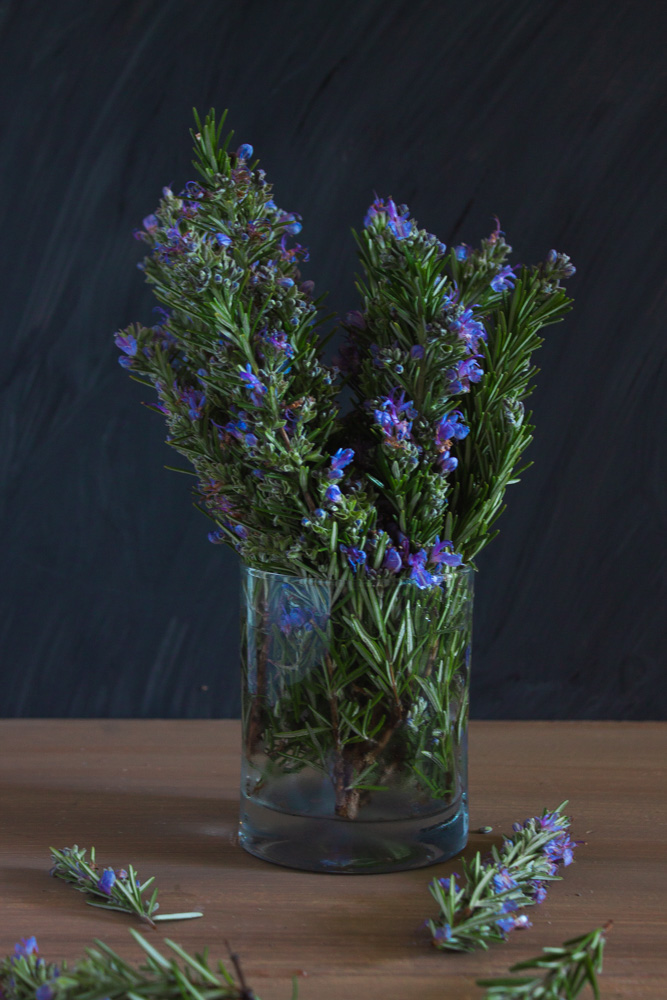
116, 110, 574, 836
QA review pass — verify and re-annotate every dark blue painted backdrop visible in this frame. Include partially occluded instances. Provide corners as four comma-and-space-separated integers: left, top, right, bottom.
1, 0, 665, 718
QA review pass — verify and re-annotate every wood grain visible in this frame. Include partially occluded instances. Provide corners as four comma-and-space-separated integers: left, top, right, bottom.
1, 720, 665, 998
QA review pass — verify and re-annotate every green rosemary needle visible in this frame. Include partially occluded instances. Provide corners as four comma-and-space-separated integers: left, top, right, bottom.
2, 929, 261, 1000
49, 845, 203, 927
477, 923, 610, 999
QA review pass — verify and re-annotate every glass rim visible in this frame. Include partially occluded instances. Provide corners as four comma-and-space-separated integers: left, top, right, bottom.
241, 561, 476, 584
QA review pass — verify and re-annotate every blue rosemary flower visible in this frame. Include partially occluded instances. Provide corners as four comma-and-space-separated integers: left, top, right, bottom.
239, 364, 267, 406
328, 448, 355, 480
432, 924, 453, 944
407, 550, 443, 589
280, 606, 312, 635
261, 327, 295, 357
324, 484, 343, 504
437, 873, 459, 891
36, 983, 58, 1000
114, 331, 138, 369
382, 545, 403, 574
184, 181, 204, 198
236, 143, 254, 160
491, 265, 516, 293
448, 309, 487, 354
454, 244, 470, 260
98, 868, 116, 895
435, 411, 469, 450
543, 833, 576, 866
374, 391, 417, 447
492, 867, 518, 893
222, 413, 258, 448
496, 916, 517, 934
364, 196, 413, 239
14, 937, 38, 958
339, 544, 367, 572
446, 358, 484, 394
438, 452, 458, 473
277, 211, 302, 235
531, 881, 548, 903
179, 388, 206, 421
539, 811, 569, 833
410, 345, 425, 359
430, 538, 463, 567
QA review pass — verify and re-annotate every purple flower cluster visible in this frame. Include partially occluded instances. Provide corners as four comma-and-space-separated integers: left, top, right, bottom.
280, 605, 313, 635
374, 391, 417, 448
383, 536, 462, 588
407, 550, 444, 589
328, 448, 354, 481
276, 210, 302, 236
437, 873, 459, 892
178, 386, 206, 421
435, 410, 469, 448
199, 480, 235, 517
261, 327, 295, 358
114, 331, 138, 369
339, 544, 367, 572
208, 522, 248, 545
239, 364, 267, 406
364, 196, 413, 239
432, 924, 453, 944
435, 410, 469, 473
13, 936, 38, 958
220, 411, 259, 449
446, 358, 484, 395
448, 308, 487, 355
545, 248, 576, 278
8, 938, 61, 1000
490, 265, 516, 293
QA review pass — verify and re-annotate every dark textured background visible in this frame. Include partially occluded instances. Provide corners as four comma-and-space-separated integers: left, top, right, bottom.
1, 0, 665, 719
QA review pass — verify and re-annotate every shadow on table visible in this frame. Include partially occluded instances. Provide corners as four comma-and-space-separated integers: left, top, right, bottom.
4, 778, 505, 880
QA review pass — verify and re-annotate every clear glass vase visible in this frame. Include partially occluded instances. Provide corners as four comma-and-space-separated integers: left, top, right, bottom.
238, 563, 473, 873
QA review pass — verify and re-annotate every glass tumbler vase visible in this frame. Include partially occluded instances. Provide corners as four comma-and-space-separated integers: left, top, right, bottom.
238, 564, 473, 873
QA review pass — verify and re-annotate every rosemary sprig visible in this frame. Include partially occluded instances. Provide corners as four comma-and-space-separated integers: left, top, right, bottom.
427, 803, 579, 952
49, 845, 203, 927
1, 930, 261, 1000
477, 924, 610, 999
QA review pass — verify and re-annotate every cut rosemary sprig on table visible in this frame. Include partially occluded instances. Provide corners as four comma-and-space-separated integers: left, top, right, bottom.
428, 802, 580, 952
477, 924, 610, 999
2, 930, 260, 1000
49, 845, 203, 927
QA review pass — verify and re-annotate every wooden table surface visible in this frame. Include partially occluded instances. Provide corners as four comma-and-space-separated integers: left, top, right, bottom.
1, 721, 665, 999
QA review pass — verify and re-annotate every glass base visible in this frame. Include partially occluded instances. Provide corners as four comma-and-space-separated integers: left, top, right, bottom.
238, 793, 468, 873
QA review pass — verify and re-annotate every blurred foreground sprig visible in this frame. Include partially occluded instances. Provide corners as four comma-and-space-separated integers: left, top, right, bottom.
477, 924, 610, 1000
428, 803, 580, 952
1, 930, 261, 1000
49, 846, 203, 927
